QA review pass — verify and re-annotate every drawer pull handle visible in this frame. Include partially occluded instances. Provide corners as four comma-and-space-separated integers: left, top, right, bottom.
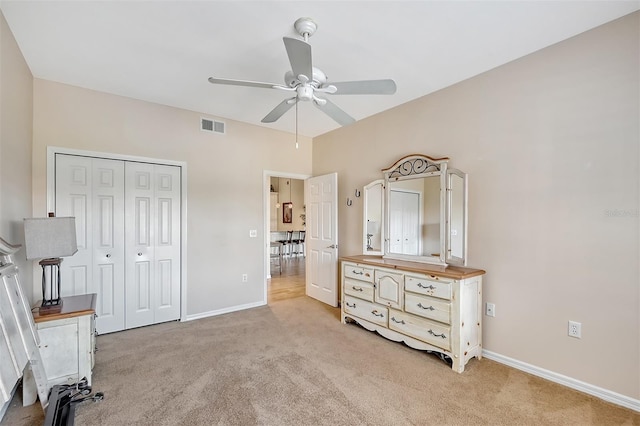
106, 254, 111, 258
391, 317, 405, 325
428, 329, 447, 339
352, 270, 363, 275
417, 303, 435, 311
417, 283, 436, 290
371, 310, 384, 317
351, 286, 363, 292
346, 302, 356, 308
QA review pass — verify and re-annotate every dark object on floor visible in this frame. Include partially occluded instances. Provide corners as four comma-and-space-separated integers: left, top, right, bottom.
43, 378, 104, 426
428, 350, 453, 365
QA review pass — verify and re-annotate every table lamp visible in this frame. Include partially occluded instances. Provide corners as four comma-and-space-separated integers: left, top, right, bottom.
366, 220, 379, 251
23, 217, 77, 314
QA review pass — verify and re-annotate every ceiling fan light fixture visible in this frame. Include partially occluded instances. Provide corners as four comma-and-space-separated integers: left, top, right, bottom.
297, 85, 314, 101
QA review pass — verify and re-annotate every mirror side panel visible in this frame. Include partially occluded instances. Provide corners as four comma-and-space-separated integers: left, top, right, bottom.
363, 179, 385, 255
446, 168, 468, 266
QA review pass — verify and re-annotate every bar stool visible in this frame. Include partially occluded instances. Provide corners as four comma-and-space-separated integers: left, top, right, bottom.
280, 230, 293, 257
269, 242, 282, 274
292, 231, 305, 257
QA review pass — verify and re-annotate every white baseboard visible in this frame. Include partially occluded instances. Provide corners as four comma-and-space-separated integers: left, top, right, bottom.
183, 300, 267, 322
483, 350, 640, 412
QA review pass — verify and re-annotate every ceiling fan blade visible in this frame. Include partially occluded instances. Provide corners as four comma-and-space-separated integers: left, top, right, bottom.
208, 76, 279, 90
314, 98, 355, 126
261, 97, 297, 123
328, 79, 397, 95
283, 37, 312, 80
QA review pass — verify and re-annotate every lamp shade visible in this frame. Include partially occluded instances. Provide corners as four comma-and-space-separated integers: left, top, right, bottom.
367, 220, 380, 234
23, 217, 78, 260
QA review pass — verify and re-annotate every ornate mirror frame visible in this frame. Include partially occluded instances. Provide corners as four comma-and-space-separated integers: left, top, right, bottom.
380, 154, 468, 266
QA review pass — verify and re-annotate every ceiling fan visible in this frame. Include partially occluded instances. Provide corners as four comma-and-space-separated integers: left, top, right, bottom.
208, 17, 397, 126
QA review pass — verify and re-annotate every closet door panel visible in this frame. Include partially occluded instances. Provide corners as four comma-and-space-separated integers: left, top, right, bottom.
91, 159, 125, 334
56, 155, 125, 334
153, 165, 181, 323
125, 163, 156, 329
56, 155, 93, 298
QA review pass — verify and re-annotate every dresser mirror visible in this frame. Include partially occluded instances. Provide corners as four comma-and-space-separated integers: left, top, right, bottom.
380, 154, 468, 266
362, 179, 384, 255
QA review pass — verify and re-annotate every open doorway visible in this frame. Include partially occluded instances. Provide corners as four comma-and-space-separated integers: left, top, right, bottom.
264, 172, 309, 304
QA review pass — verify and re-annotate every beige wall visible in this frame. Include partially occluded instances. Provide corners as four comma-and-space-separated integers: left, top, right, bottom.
314, 13, 639, 399
0, 11, 32, 296
31, 79, 312, 317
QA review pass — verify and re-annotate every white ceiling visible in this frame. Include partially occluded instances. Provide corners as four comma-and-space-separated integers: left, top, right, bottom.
1, 1, 638, 137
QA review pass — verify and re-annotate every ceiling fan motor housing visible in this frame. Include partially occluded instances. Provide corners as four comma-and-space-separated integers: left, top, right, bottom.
284, 68, 327, 88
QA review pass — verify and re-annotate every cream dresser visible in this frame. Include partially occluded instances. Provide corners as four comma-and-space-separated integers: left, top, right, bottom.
341, 255, 485, 373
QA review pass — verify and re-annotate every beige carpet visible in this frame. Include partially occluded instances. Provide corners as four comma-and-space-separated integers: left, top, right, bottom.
3, 296, 639, 425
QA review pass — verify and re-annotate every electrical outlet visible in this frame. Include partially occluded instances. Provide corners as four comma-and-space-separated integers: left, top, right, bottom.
485, 302, 495, 317
568, 321, 581, 338
242, 274, 248, 282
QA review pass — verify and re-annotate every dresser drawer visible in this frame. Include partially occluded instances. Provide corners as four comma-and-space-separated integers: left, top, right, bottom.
344, 278, 374, 302
388, 310, 451, 351
343, 262, 374, 283
343, 296, 388, 327
405, 274, 452, 300
404, 293, 451, 324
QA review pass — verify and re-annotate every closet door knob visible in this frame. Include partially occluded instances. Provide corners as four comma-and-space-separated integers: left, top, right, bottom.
138, 252, 142, 256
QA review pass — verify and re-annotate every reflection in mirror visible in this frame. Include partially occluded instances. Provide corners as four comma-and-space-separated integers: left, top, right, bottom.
388, 177, 440, 257
363, 180, 384, 255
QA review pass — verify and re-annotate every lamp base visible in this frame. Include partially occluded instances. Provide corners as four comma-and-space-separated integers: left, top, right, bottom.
40, 299, 63, 315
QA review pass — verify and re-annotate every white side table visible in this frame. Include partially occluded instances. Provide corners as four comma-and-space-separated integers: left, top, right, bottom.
23, 294, 96, 406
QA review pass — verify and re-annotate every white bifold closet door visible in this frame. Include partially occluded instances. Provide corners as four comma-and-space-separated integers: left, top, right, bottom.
124, 162, 181, 329
55, 154, 180, 334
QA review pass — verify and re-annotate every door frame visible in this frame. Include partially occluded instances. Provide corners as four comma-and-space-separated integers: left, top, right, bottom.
262, 170, 311, 303
46, 146, 189, 322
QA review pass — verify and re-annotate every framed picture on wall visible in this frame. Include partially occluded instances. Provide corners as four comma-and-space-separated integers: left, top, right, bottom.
283, 203, 293, 223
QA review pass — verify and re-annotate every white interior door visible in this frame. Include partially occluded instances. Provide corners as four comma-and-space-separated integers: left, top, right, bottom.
56, 155, 125, 334
125, 162, 181, 329
305, 173, 338, 307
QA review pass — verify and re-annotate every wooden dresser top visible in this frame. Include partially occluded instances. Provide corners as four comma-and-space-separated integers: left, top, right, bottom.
33, 293, 97, 323
340, 255, 485, 280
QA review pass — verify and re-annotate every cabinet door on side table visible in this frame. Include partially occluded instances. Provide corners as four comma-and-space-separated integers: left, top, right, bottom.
37, 318, 80, 385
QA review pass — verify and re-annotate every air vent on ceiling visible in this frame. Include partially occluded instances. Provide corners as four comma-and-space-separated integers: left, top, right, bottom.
201, 117, 225, 134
